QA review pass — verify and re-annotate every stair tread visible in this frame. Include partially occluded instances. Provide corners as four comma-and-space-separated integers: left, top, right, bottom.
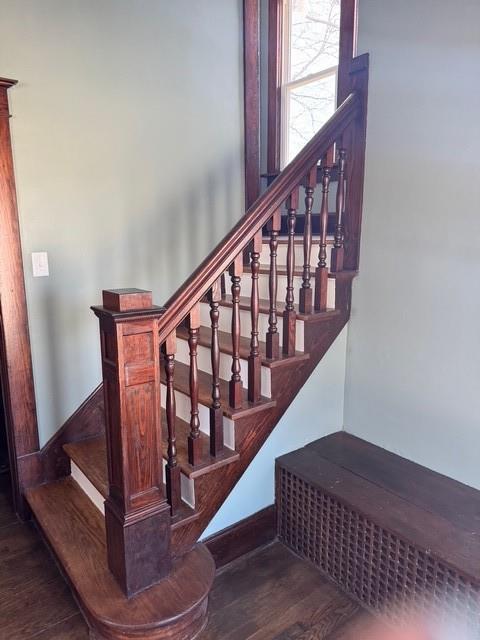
277, 433, 480, 581
176, 325, 309, 369
217, 295, 341, 323
262, 236, 333, 245
160, 410, 239, 478
247, 266, 357, 278
25, 477, 214, 629
220, 295, 341, 324
161, 361, 276, 419
63, 437, 199, 527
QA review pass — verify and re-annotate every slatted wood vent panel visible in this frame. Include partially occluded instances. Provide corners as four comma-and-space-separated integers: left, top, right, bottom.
276, 434, 480, 634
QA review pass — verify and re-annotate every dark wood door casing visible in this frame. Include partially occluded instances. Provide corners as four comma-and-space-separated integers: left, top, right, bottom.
0, 78, 40, 517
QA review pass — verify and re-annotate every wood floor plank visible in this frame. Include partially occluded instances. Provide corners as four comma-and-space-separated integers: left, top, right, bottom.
199, 543, 369, 640
1, 571, 79, 639
31, 614, 89, 639
0, 475, 17, 529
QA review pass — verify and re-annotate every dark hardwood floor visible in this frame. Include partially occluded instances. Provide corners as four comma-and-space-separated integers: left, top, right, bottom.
0, 473, 89, 639
0, 473, 371, 639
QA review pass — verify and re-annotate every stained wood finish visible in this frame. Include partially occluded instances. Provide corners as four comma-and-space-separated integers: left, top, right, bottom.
343, 54, 369, 271
41, 386, 105, 485
248, 232, 262, 402
314, 167, 331, 312
187, 304, 202, 467
161, 361, 275, 422
207, 279, 223, 456
283, 188, 299, 356
0, 78, 40, 517
277, 433, 480, 624
92, 289, 171, 597
198, 542, 369, 640
159, 91, 360, 346
218, 294, 341, 324
243, 0, 260, 208
337, 0, 359, 105
299, 165, 317, 314
163, 331, 181, 514
266, 209, 281, 359
331, 148, 347, 272
0, 478, 369, 640
63, 433, 216, 524
267, 0, 283, 174
229, 254, 244, 409
204, 505, 276, 568
23, 54, 368, 636
26, 478, 215, 640
177, 325, 310, 370
171, 275, 356, 554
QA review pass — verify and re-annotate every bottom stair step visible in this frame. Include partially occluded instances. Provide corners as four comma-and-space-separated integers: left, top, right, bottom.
26, 477, 215, 640
63, 437, 200, 528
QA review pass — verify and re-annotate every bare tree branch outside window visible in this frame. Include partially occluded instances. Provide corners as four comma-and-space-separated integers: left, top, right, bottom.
283, 0, 340, 163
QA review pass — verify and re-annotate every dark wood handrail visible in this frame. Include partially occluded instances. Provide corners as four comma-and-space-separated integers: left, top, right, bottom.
159, 91, 360, 343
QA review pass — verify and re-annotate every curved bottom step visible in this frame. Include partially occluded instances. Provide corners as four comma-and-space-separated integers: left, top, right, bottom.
26, 477, 215, 640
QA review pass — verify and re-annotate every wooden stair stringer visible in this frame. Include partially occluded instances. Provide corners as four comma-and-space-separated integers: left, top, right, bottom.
170, 275, 353, 554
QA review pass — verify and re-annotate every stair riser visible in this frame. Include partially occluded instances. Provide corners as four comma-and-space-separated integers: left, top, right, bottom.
71, 459, 196, 511
260, 243, 332, 270
176, 336, 272, 398
237, 272, 336, 309
200, 302, 305, 352
160, 383, 236, 450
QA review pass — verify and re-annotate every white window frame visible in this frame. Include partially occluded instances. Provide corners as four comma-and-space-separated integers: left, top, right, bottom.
280, 0, 339, 167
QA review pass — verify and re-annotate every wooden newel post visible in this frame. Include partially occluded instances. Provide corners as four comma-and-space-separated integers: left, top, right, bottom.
91, 288, 171, 598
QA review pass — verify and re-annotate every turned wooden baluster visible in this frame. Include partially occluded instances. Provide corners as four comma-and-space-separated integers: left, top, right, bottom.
299, 165, 318, 314
229, 254, 243, 409
248, 231, 262, 402
163, 331, 181, 514
187, 303, 201, 466
208, 278, 223, 456
283, 188, 299, 356
315, 166, 331, 311
266, 209, 281, 359
331, 148, 347, 273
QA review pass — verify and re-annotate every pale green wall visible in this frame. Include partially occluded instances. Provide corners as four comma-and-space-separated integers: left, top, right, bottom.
344, 0, 480, 488
1, 0, 244, 445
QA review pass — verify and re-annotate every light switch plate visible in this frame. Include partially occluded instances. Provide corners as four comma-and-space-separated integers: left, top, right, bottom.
32, 252, 49, 277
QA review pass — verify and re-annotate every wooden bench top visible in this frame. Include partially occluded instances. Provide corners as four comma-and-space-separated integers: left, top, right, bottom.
276, 432, 480, 583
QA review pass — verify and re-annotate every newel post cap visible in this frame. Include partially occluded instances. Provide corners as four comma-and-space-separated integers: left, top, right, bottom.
102, 288, 154, 312
91, 288, 164, 320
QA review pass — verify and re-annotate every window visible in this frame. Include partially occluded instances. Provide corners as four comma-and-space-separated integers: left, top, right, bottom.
281, 0, 341, 165
266, 0, 355, 174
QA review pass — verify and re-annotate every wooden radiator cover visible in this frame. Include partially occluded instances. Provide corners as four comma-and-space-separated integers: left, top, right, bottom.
276, 460, 480, 634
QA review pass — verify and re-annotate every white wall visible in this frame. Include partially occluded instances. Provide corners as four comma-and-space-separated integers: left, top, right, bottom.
344, 0, 480, 489
1, 0, 244, 445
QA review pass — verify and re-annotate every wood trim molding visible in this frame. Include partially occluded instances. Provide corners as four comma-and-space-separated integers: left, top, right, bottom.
267, 0, 283, 174
0, 78, 40, 517
41, 384, 105, 485
203, 505, 276, 568
243, 0, 261, 209
337, 0, 358, 105
265, 0, 358, 171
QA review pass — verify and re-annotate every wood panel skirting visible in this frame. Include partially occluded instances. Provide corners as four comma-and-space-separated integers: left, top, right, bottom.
203, 505, 276, 568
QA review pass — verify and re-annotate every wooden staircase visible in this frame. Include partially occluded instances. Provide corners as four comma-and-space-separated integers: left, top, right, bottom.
24, 55, 369, 640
